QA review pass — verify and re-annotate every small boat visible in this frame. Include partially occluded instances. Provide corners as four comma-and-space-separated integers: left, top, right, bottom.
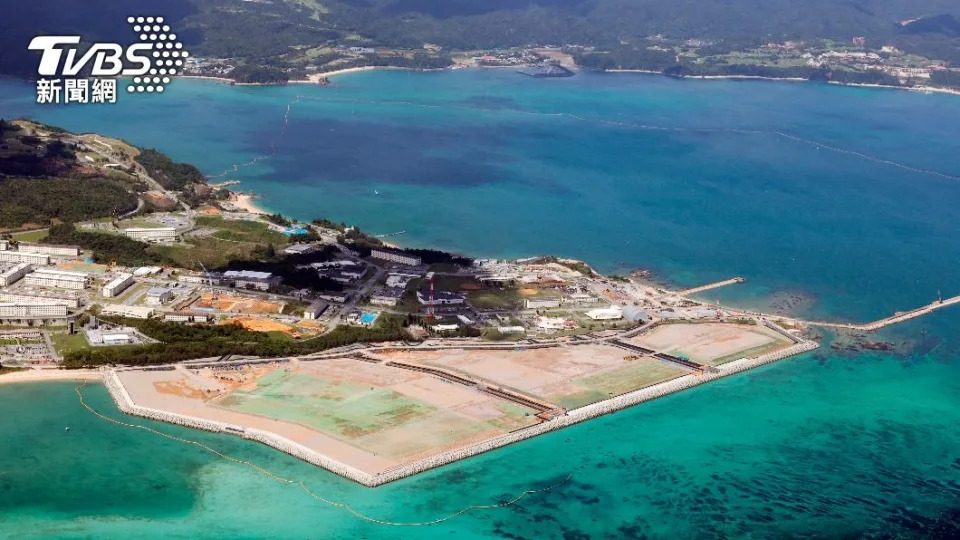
374, 190, 380, 196
65, 427, 70, 432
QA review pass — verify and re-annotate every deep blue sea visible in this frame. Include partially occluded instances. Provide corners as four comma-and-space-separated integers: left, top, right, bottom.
1, 71, 959, 538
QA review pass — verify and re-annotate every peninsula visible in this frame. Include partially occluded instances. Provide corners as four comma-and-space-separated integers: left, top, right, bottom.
1, 119, 956, 486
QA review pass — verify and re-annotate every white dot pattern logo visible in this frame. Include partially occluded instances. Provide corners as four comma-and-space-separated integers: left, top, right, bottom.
127, 15, 189, 94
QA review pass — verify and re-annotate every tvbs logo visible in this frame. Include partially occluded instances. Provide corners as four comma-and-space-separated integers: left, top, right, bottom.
29, 16, 189, 104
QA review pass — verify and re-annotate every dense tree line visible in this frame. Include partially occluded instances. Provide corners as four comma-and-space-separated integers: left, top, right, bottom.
0, 178, 137, 228
44, 223, 166, 266
63, 319, 411, 368
134, 149, 206, 191
229, 64, 291, 84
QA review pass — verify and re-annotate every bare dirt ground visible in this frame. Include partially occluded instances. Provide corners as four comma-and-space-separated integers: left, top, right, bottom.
631, 322, 791, 365
190, 292, 285, 314
384, 344, 686, 409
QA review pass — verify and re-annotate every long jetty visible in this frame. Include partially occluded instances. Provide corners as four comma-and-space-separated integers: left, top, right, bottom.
808, 295, 960, 331
677, 277, 745, 296
731, 295, 960, 332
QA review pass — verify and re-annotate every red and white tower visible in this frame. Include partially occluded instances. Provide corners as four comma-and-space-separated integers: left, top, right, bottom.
426, 271, 436, 320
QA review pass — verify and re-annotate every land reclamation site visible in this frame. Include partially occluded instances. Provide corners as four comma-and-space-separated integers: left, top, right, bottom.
98, 319, 818, 486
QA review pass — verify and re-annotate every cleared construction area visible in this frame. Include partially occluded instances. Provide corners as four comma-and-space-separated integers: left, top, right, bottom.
629, 322, 793, 366
188, 292, 285, 314
383, 344, 688, 409
116, 357, 540, 473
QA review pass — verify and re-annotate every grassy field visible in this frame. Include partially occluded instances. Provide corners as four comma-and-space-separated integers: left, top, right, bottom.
49, 332, 90, 355
468, 288, 523, 309
11, 229, 50, 242
148, 216, 291, 268
197, 216, 289, 244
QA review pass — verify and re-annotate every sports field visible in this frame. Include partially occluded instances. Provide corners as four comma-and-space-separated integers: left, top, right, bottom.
631, 322, 792, 366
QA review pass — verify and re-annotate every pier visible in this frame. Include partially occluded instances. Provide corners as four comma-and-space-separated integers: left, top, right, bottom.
677, 277, 745, 296
725, 295, 960, 332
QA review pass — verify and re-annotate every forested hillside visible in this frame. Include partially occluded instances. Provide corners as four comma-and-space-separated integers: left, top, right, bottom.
1, 0, 959, 76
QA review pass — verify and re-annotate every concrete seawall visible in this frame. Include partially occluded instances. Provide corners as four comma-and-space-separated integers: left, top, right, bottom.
102, 338, 819, 487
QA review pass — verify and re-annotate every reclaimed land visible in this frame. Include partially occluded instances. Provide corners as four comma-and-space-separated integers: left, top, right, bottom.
101, 323, 818, 487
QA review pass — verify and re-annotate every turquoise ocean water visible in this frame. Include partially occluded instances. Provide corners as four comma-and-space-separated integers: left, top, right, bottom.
1, 71, 959, 537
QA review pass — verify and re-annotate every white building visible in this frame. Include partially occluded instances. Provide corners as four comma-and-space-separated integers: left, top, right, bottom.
0, 290, 79, 308
17, 242, 81, 257
0, 240, 7, 251
133, 266, 162, 277
370, 248, 422, 266
123, 227, 178, 243
102, 333, 134, 345
385, 273, 419, 288
0, 251, 50, 266
524, 297, 561, 309
430, 324, 459, 332
25, 268, 90, 290
586, 305, 623, 320
0, 263, 32, 287
102, 273, 135, 298
456, 314, 475, 325
101, 304, 154, 319
495, 326, 526, 334
0, 303, 68, 318
145, 287, 175, 305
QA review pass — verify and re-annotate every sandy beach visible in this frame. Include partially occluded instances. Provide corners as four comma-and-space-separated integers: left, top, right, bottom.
231, 193, 267, 214
0, 369, 101, 385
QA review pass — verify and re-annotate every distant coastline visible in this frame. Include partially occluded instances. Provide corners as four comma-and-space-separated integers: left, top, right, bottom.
179, 65, 960, 97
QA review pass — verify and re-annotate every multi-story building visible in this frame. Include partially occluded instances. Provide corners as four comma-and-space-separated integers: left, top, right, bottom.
0, 263, 32, 287
370, 287, 405, 307
17, 242, 81, 257
0, 303, 68, 318
102, 273, 134, 298
0, 251, 50, 266
524, 297, 562, 309
223, 270, 281, 291
370, 248, 422, 267
0, 290, 80, 308
25, 268, 90, 290
164, 311, 214, 323
123, 227, 178, 243
0, 240, 8, 251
